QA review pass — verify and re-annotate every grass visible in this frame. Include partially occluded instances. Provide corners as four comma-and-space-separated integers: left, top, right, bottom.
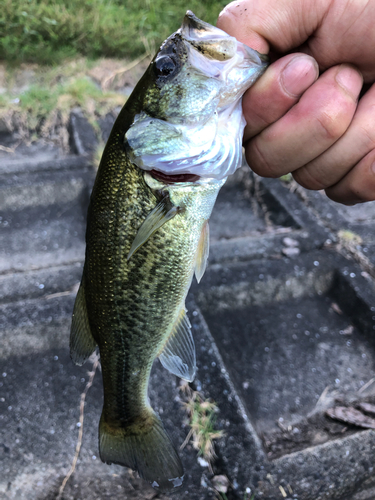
1, 0, 228, 65
0, 0, 228, 142
0, 59, 126, 143
180, 383, 225, 468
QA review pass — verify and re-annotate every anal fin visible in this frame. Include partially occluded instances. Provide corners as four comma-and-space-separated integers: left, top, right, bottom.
70, 281, 97, 366
195, 220, 209, 284
127, 194, 180, 260
159, 308, 196, 382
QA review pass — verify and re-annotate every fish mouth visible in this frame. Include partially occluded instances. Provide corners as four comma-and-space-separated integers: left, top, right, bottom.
150, 169, 200, 184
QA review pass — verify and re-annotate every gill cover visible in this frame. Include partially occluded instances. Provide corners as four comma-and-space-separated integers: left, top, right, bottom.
125, 11, 268, 181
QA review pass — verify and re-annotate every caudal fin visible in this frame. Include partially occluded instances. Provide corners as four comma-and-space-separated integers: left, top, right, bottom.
99, 410, 184, 491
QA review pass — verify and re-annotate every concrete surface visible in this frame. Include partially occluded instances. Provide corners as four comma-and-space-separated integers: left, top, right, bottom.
1, 112, 375, 500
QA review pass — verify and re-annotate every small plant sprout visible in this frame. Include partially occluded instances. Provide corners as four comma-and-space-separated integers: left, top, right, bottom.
180, 382, 225, 471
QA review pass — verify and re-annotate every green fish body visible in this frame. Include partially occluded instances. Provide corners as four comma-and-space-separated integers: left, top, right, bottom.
70, 11, 267, 491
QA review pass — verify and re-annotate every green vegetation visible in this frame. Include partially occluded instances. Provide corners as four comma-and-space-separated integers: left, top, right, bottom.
0, 1, 228, 142
1, 0, 228, 65
181, 384, 225, 465
0, 60, 125, 141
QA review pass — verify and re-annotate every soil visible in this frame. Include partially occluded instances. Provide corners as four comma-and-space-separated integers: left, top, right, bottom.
263, 395, 375, 460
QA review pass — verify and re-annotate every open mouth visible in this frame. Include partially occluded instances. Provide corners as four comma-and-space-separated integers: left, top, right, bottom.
150, 169, 200, 184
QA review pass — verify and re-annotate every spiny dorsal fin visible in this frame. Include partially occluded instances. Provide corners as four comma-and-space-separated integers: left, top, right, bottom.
127, 195, 180, 260
159, 308, 196, 382
195, 221, 209, 284
70, 281, 97, 366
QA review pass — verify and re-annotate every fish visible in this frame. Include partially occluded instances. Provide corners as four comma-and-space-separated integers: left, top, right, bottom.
70, 10, 267, 491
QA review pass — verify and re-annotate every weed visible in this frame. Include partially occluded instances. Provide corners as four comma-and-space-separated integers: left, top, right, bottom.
180, 383, 225, 469
279, 173, 293, 183
337, 229, 363, 246
216, 493, 228, 500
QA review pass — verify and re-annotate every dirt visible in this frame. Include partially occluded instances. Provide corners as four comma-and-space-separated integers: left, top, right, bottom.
263, 394, 375, 460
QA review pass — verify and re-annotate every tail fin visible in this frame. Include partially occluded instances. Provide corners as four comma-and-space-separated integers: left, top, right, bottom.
99, 410, 184, 491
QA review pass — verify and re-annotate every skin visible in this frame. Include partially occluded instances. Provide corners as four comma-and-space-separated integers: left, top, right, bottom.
217, 0, 375, 205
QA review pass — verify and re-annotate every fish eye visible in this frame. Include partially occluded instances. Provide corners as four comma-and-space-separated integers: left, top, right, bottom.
154, 55, 177, 77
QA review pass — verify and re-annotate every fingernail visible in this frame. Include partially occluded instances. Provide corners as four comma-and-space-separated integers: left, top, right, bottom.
335, 64, 363, 99
281, 55, 318, 97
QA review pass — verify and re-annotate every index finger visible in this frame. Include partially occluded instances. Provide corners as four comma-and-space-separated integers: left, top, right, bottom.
217, 0, 328, 52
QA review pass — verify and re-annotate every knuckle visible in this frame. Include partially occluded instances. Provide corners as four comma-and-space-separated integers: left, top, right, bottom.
293, 167, 328, 191
316, 109, 347, 142
246, 140, 280, 178
359, 124, 375, 152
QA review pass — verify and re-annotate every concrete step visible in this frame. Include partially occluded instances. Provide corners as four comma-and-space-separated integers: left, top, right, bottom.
2, 115, 375, 500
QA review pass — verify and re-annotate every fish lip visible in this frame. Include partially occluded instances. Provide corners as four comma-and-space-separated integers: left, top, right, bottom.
149, 169, 200, 184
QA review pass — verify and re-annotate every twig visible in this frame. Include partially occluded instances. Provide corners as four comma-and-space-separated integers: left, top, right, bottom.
56, 353, 100, 499
45, 283, 80, 300
0, 144, 16, 153
358, 377, 375, 394
314, 385, 330, 409
45, 290, 72, 300
180, 427, 193, 450
101, 53, 151, 90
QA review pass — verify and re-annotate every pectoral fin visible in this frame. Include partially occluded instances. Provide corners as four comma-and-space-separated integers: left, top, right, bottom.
159, 308, 196, 382
70, 280, 97, 366
127, 195, 180, 260
195, 221, 209, 284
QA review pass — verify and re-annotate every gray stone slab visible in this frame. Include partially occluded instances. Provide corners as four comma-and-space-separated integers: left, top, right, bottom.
253, 175, 329, 249
191, 249, 375, 499
0, 292, 248, 500
210, 168, 267, 241
0, 264, 82, 305
0, 139, 64, 175
68, 109, 98, 157
0, 166, 94, 273
2, 118, 375, 500
0, 208, 86, 272
280, 183, 375, 273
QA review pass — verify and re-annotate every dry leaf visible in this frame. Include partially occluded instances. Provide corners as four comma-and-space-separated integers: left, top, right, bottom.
326, 406, 375, 429
357, 402, 375, 416
331, 302, 343, 315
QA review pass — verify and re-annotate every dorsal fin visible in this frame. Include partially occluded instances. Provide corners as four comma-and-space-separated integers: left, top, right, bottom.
159, 308, 196, 382
195, 221, 209, 283
127, 195, 180, 260
70, 280, 97, 366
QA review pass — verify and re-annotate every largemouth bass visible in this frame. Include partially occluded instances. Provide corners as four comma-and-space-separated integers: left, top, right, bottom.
70, 11, 267, 491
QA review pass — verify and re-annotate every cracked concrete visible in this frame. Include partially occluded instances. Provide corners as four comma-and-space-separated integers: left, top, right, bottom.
1, 111, 375, 500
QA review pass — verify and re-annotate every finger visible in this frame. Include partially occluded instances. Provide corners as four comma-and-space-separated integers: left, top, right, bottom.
294, 81, 375, 191
243, 54, 319, 141
245, 64, 363, 178
217, 0, 375, 82
217, 0, 328, 53
325, 149, 375, 204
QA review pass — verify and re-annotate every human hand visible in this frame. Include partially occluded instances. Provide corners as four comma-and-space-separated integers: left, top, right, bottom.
217, 0, 375, 205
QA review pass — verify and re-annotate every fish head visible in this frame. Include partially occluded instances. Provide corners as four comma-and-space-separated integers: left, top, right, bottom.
125, 10, 268, 181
